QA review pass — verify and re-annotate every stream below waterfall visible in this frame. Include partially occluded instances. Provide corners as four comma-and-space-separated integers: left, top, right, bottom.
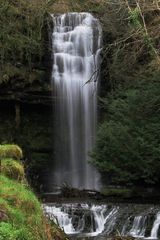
43, 202, 160, 239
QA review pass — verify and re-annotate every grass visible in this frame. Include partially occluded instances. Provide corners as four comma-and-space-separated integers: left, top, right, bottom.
0, 175, 68, 240
0, 175, 48, 240
0, 145, 68, 240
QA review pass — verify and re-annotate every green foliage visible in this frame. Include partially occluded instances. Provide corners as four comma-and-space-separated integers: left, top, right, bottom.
92, 74, 160, 186
0, 144, 23, 159
0, 0, 50, 85
0, 222, 34, 240
94, 2, 160, 188
0, 0, 45, 65
129, 7, 142, 29
100, 1, 160, 90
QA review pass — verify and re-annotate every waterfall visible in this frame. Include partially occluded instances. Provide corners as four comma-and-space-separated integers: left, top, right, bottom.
122, 216, 148, 238
44, 203, 160, 239
91, 205, 118, 235
150, 212, 160, 239
44, 205, 75, 234
51, 13, 102, 190
43, 203, 118, 237
128, 216, 147, 237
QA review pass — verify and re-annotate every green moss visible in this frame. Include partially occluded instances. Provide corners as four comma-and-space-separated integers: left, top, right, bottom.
0, 175, 67, 240
1, 158, 25, 181
0, 144, 67, 240
0, 175, 44, 239
0, 144, 23, 160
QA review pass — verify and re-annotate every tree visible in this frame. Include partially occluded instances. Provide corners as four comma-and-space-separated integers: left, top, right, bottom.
91, 75, 160, 186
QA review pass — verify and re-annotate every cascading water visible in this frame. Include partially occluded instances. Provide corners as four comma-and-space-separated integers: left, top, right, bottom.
44, 205, 74, 234
51, 13, 102, 190
150, 212, 160, 239
43, 203, 118, 237
124, 216, 147, 238
44, 203, 160, 239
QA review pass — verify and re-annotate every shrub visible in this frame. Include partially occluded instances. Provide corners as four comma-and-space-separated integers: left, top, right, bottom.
91, 76, 160, 186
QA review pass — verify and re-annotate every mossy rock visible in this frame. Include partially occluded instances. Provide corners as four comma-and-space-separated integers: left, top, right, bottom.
1, 158, 25, 181
0, 144, 23, 160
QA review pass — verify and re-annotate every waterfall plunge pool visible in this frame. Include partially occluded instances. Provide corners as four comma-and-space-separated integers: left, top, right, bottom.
43, 202, 160, 240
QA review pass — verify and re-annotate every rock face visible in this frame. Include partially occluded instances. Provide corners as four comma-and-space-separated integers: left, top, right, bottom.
0, 102, 54, 191
0, 7, 54, 190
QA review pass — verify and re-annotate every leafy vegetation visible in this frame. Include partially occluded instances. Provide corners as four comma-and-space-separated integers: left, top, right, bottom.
90, 0, 160, 187
92, 75, 160, 186
0, 0, 52, 87
0, 145, 67, 240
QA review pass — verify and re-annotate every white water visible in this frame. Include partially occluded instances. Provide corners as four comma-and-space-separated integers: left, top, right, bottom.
91, 205, 118, 235
122, 215, 147, 237
51, 13, 102, 190
44, 205, 75, 234
129, 216, 147, 237
44, 203, 160, 239
43, 204, 118, 237
150, 212, 160, 239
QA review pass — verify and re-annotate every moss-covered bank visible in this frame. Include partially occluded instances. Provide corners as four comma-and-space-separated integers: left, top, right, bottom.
0, 145, 68, 240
